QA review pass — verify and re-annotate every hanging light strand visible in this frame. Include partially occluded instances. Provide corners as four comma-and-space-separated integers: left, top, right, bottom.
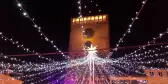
0, 32, 55, 62
109, 0, 148, 57
124, 28, 168, 58
15, 0, 67, 59
77, 0, 88, 56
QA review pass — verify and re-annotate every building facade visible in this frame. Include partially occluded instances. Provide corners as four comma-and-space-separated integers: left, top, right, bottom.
0, 74, 23, 84
109, 69, 168, 84
69, 14, 110, 59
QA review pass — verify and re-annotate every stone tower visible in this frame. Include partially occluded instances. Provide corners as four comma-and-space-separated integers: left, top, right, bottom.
69, 14, 110, 59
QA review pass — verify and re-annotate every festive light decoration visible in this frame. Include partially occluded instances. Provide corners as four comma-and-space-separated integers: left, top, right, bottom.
0, 0, 166, 83
15, 0, 67, 59
0, 45, 167, 83
0, 32, 55, 62
123, 28, 168, 59
110, 0, 148, 57
87, 45, 97, 54
0, 53, 67, 73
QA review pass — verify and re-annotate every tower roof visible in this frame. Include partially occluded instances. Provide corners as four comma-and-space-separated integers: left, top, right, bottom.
72, 14, 108, 25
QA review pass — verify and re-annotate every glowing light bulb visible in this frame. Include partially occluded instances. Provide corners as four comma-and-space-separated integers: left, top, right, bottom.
17, 3, 22, 7
23, 12, 27, 16
87, 45, 97, 54
142, 1, 146, 4
160, 33, 163, 36
34, 25, 37, 28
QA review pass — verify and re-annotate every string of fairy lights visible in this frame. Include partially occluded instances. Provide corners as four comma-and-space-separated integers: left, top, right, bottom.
77, 0, 102, 54
123, 28, 168, 59
77, 0, 86, 52
120, 45, 167, 60
0, 32, 68, 83
15, 0, 68, 59
0, 53, 66, 73
0, 32, 55, 62
109, 0, 148, 57
115, 27, 168, 67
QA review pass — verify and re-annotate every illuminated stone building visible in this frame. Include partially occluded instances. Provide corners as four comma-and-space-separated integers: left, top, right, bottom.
65, 14, 110, 84
69, 14, 110, 59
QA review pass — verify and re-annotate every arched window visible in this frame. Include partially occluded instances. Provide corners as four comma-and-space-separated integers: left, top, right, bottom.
84, 41, 92, 47
84, 28, 95, 39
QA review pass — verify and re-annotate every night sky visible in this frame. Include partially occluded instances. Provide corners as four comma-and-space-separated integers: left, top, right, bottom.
0, 0, 168, 60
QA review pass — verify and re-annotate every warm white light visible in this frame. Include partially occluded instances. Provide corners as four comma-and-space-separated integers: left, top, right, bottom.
89, 11, 91, 13
142, 1, 146, 4
129, 25, 132, 27
34, 25, 37, 28
87, 45, 97, 54
17, 3, 22, 7
23, 12, 27, 16
160, 33, 163, 36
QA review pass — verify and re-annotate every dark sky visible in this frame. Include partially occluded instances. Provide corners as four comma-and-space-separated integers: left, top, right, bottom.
0, 0, 168, 58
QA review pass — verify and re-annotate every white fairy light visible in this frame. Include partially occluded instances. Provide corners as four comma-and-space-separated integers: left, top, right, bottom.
17, 3, 22, 7
23, 12, 27, 16
87, 45, 97, 54
6, 0, 167, 83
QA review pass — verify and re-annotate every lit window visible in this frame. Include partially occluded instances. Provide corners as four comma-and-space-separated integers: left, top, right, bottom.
99, 16, 103, 21
95, 16, 98, 19
76, 19, 79, 22
91, 17, 94, 21
95, 16, 98, 22
80, 18, 83, 21
102, 16, 106, 22
75, 19, 79, 24
87, 17, 91, 23
84, 18, 87, 21
72, 19, 75, 24
158, 72, 163, 77
80, 18, 83, 23
84, 18, 87, 23
150, 72, 154, 76
103, 15, 106, 19
87, 17, 90, 20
